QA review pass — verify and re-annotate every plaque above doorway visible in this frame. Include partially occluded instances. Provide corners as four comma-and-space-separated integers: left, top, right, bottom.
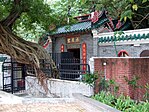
66, 37, 80, 44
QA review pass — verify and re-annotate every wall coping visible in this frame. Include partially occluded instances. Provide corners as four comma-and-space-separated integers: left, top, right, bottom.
92, 28, 149, 38
73, 93, 121, 112
91, 57, 149, 59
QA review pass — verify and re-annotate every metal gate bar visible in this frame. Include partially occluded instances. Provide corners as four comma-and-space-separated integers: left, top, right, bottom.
59, 63, 90, 81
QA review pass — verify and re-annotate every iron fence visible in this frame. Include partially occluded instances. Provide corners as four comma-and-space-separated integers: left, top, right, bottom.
59, 63, 90, 81
2, 58, 53, 94
2, 59, 25, 93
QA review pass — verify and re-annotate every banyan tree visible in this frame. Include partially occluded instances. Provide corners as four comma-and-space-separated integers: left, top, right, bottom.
0, 0, 59, 91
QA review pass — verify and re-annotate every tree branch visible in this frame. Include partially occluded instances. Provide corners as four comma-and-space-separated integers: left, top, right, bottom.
135, 13, 149, 29
14, 0, 21, 5
1, 0, 22, 28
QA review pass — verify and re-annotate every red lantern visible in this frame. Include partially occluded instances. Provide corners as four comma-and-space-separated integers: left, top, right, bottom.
61, 44, 64, 52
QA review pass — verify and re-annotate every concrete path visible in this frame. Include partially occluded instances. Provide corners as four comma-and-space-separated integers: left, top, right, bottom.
0, 103, 87, 112
0, 91, 120, 112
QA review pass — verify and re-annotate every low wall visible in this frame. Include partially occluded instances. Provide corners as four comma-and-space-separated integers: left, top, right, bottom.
93, 57, 149, 100
25, 76, 94, 98
0, 62, 3, 89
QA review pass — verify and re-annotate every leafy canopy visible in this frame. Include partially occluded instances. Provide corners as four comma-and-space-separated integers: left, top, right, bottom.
51, 0, 149, 29
0, 0, 148, 42
0, 0, 56, 41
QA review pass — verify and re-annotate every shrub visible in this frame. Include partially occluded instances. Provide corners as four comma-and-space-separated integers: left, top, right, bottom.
83, 73, 98, 86
92, 91, 149, 112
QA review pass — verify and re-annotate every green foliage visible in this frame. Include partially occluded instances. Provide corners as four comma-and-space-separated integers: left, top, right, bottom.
132, 4, 138, 11
92, 91, 115, 106
99, 77, 110, 91
142, 0, 149, 3
143, 83, 149, 101
120, 10, 133, 21
0, 0, 55, 41
0, 0, 13, 21
109, 79, 119, 94
83, 73, 98, 86
92, 91, 149, 112
1, 0, 148, 41
124, 76, 140, 89
114, 31, 125, 39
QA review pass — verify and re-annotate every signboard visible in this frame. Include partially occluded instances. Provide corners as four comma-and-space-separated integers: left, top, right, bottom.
66, 37, 80, 44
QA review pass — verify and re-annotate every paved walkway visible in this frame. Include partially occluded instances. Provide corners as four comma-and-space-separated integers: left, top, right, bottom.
0, 103, 87, 112
0, 91, 120, 112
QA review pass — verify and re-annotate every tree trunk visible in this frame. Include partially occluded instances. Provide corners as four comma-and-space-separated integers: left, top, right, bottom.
0, 23, 59, 78
0, 0, 59, 94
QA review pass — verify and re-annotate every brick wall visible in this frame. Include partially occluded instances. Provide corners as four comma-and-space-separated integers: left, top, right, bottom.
94, 58, 149, 100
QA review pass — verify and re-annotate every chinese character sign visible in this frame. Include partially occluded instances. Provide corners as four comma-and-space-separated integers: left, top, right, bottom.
66, 37, 80, 44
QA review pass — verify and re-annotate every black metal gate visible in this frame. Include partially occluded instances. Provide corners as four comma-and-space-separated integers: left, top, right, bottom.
2, 58, 53, 94
50, 52, 90, 81
2, 59, 25, 93
59, 63, 90, 81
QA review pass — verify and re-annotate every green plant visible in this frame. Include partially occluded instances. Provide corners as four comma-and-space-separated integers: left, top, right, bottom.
109, 79, 119, 95
92, 91, 149, 112
113, 31, 124, 56
98, 78, 119, 94
143, 83, 149, 101
83, 73, 98, 86
99, 77, 110, 91
92, 91, 115, 107
124, 75, 140, 89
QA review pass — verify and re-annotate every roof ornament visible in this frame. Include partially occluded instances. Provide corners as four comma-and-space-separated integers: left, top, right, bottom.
116, 20, 122, 29
91, 11, 99, 23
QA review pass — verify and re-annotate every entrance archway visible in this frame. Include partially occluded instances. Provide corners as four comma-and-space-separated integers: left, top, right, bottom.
140, 50, 149, 57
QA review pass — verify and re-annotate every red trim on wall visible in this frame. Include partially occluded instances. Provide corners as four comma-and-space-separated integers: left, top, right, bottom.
43, 40, 50, 49
82, 42, 87, 70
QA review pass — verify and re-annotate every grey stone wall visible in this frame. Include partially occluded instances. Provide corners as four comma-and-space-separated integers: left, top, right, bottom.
92, 28, 149, 57
51, 34, 93, 62
93, 38, 98, 57
81, 34, 93, 62
45, 43, 52, 53
47, 34, 149, 60
53, 37, 66, 53
97, 43, 149, 57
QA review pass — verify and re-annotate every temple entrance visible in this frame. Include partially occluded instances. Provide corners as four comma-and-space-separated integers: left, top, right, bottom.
67, 48, 80, 60
50, 48, 90, 81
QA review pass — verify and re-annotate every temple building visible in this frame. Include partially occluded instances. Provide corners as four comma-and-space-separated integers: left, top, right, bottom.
41, 10, 133, 64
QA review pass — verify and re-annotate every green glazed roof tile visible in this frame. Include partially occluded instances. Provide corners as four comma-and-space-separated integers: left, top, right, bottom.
98, 33, 149, 43
51, 21, 91, 35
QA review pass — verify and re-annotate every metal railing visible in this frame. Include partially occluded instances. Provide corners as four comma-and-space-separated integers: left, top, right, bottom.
59, 63, 90, 81
2, 59, 25, 93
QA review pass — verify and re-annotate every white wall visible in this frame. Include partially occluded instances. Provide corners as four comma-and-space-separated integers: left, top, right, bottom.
25, 76, 94, 98
0, 62, 3, 88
